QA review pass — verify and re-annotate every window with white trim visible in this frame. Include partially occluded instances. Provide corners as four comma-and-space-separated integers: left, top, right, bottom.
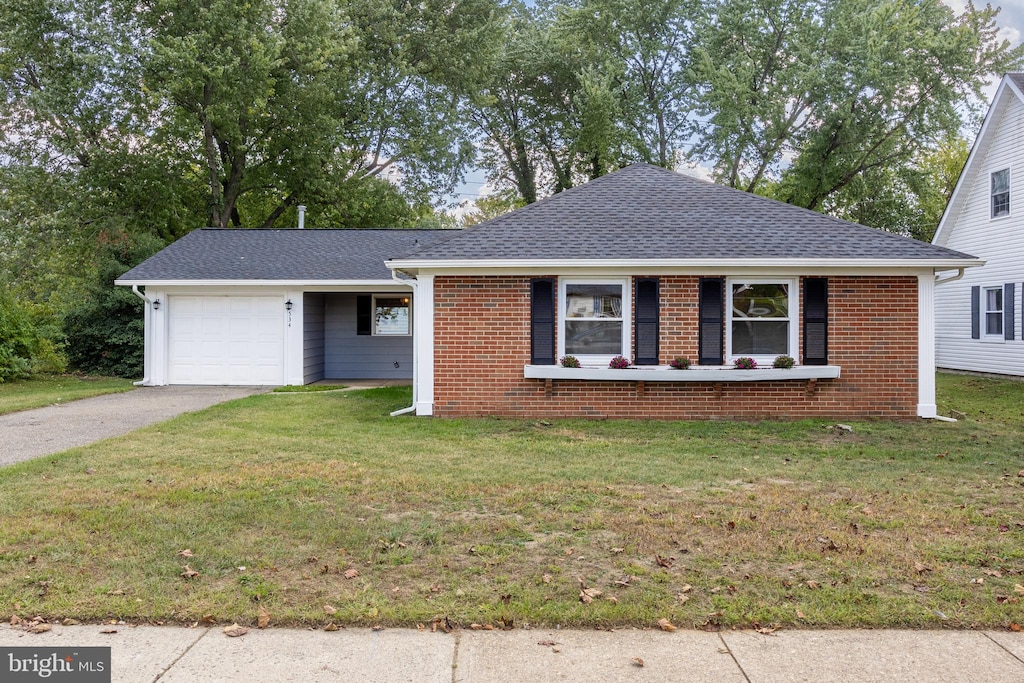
983, 286, 1003, 337
373, 295, 411, 335
992, 169, 1010, 218
726, 279, 798, 363
559, 278, 631, 364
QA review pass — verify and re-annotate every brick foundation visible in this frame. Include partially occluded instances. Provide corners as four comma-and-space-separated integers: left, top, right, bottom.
433, 275, 918, 419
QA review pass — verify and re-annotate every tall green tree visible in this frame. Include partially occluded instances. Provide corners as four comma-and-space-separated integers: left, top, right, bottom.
692, 0, 1023, 229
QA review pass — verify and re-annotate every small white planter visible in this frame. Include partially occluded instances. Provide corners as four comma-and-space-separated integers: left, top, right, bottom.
524, 365, 841, 382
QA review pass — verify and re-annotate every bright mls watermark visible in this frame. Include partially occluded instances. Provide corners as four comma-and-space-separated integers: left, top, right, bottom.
2, 647, 110, 682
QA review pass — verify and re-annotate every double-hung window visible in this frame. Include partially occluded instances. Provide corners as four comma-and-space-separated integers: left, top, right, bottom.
560, 278, 630, 365
992, 169, 1010, 218
983, 286, 1003, 338
726, 279, 798, 363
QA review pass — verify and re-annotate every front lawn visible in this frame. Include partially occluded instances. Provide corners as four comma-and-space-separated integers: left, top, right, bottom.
0, 375, 135, 416
2, 373, 1023, 631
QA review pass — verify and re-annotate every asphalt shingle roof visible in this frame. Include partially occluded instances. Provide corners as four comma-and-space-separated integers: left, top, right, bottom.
399, 163, 976, 262
118, 228, 451, 282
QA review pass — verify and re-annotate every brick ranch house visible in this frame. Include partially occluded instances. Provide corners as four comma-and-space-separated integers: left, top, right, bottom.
119, 164, 981, 419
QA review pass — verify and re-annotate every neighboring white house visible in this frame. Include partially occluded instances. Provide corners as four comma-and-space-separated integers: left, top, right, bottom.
933, 73, 1024, 376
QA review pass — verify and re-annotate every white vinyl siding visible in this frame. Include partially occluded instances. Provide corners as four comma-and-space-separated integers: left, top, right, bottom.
935, 92, 1024, 375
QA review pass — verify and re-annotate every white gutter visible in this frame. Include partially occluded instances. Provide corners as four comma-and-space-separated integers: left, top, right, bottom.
129, 285, 153, 386
389, 268, 418, 416
385, 257, 985, 271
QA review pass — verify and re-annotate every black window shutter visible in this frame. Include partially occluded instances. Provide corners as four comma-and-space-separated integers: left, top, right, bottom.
357, 295, 372, 335
971, 286, 980, 339
530, 278, 556, 365
1005, 283, 1015, 341
698, 278, 724, 365
634, 278, 660, 365
803, 278, 828, 365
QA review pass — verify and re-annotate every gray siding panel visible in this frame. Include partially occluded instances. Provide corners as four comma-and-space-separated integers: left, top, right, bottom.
324, 293, 413, 379
303, 293, 325, 384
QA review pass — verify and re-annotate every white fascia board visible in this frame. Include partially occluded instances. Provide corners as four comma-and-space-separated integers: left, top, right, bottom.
933, 77, 1018, 247
114, 279, 410, 289
387, 258, 983, 276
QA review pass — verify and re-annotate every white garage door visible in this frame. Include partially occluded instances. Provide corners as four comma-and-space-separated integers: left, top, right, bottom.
167, 296, 284, 385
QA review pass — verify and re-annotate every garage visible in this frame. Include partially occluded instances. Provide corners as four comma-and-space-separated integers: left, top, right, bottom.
167, 296, 285, 385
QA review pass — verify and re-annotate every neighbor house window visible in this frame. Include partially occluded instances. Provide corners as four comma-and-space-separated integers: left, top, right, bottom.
983, 286, 1003, 337
559, 278, 630, 364
727, 279, 798, 362
992, 169, 1010, 218
373, 295, 411, 335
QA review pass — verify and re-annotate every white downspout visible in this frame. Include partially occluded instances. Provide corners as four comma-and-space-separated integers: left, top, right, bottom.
129, 285, 153, 386
934, 268, 965, 285
389, 269, 418, 416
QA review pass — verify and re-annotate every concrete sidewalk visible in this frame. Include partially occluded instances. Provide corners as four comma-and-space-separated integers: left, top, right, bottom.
2, 624, 1023, 682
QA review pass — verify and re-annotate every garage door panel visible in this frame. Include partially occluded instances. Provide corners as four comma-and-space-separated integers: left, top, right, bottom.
168, 296, 284, 385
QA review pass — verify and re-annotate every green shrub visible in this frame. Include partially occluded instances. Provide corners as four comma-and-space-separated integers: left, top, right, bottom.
63, 232, 163, 378
0, 292, 65, 381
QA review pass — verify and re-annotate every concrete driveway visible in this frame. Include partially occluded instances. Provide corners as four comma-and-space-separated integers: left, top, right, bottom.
0, 386, 268, 466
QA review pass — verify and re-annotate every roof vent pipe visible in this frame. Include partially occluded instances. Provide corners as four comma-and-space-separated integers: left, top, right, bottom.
297, 205, 306, 229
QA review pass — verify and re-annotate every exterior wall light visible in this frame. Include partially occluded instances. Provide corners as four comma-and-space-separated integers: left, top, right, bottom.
152, 299, 161, 310
285, 299, 293, 311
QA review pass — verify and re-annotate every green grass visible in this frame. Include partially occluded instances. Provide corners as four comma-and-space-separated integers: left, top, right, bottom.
271, 385, 346, 393
2, 372, 1024, 631
0, 375, 135, 415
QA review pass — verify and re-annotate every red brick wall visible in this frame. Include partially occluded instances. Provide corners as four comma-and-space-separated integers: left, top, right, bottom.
432, 275, 919, 419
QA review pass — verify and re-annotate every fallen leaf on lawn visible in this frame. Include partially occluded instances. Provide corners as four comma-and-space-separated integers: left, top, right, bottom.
972, 578, 985, 585
181, 565, 199, 579
542, 574, 552, 584
324, 623, 339, 632
984, 569, 1003, 578
27, 555, 36, 564
257, 606, 270, 629
85, 468, 96, 475
631, 657, 645, 667
344, 568, 359, 579
223, 623, 249, 637
200, 615, 216, 625
10, 615, 22, 626
611, 547, 624, 554
29, 624, 52, 634
470, 623, 482, 630
806, 580, 821, 589
177, 549, 193, 558
756, 624, 779, 635
107, 589, 125, 596
607, 595, 618, 604
656, 554, 674, 568
679, 584, 693, 593
1014, 584, 1024, 595
657, 618, 676, 632
61, 618, 80, 626
579, 588, 602, 604
1010, 623, 1022, 632
914, 562, 930, 574
796, 610, 806, 619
